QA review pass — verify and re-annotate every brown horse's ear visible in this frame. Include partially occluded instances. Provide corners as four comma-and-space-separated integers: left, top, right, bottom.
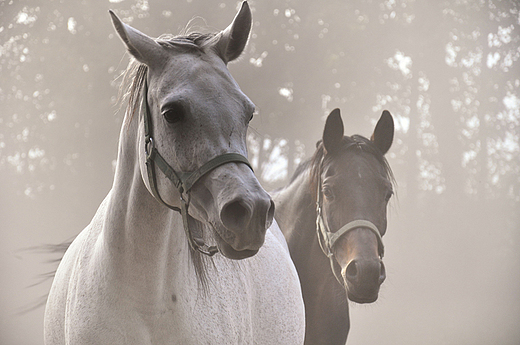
323, 108, 344, 155
371, 110, 394, 155
109, 10, 165, 66
214, 1, 252, 64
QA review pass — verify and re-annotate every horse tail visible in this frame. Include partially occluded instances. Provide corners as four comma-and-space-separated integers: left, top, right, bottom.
15, 237, 75, 315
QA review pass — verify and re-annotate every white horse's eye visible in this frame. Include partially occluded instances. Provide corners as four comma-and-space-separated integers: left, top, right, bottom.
385, 190, 394, 202
247, 107, 257, 124
163, 103, 185, 124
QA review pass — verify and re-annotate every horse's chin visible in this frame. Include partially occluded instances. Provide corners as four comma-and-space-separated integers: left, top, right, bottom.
346, 290, 379, 304
211, 229, 259, 259
210, 221, 265, 259
216, 238, 259, 259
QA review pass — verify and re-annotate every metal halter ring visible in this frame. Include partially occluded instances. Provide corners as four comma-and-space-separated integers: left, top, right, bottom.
145, 137, 154, 158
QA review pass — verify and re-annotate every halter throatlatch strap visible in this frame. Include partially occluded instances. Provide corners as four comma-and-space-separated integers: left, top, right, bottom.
315, 159, 385, 286
141, 78, 252, 256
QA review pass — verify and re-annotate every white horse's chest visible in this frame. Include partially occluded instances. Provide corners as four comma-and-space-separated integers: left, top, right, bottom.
46, 225, 304, 345
145, 232, 303, 344
179, 233, 304, 344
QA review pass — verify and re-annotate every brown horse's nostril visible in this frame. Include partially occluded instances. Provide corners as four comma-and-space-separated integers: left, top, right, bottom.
346, 260, 358, 281
220, 199, 251, 233
345, 259, 385, 286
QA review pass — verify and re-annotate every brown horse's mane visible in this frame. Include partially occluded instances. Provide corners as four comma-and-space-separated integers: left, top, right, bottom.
290, 135, 396, 202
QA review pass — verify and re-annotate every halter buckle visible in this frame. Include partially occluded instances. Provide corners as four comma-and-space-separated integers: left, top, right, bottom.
145, 137, 154, 159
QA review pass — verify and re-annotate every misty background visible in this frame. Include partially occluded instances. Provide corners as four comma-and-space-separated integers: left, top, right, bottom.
1, 0, 519, 344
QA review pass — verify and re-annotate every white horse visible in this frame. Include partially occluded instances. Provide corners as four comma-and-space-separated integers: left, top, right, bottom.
44, 3, 305, 344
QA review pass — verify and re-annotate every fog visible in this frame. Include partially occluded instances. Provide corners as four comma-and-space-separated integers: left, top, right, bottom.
1, 0, 519, 344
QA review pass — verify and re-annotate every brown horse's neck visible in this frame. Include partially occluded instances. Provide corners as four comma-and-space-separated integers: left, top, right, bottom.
272, 171, 315, 251
272, 166, 350, 345
272, 169, 333, 281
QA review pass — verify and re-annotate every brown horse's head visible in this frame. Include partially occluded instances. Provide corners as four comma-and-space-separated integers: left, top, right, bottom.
313, 108, 394, 303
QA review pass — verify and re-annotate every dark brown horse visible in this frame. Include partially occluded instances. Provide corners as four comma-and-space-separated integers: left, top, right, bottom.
272, 108, 395, 344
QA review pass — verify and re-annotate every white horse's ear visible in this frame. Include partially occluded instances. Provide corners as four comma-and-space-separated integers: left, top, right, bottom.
371, 110, 394, 155
109, 10, 165, 66
214, 1, 252, 64
323, 108, 344, 155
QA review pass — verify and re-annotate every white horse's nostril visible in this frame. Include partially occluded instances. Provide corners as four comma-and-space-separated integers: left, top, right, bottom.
265, 200, 275, 229
220, 199, 252, 233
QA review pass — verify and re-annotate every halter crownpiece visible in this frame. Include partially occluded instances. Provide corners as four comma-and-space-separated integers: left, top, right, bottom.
141, 77, 253, 256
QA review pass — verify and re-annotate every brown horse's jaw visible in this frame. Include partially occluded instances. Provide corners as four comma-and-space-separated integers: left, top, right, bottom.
345, 281, 381, 304
347, 290, 379, 304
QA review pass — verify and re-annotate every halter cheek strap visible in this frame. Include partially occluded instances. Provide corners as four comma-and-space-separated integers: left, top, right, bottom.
141, 78, 253, 256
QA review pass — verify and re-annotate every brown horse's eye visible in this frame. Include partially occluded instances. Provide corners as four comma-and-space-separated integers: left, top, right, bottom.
323, 186, 334, 201
163, 103, 185, 124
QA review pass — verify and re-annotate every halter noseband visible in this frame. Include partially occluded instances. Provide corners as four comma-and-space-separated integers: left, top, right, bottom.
315, 151, 385, 286
141, 78, 253, 256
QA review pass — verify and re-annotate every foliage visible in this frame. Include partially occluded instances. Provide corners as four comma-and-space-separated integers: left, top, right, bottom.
1, 2, 519, 344
1, 0, 518, 202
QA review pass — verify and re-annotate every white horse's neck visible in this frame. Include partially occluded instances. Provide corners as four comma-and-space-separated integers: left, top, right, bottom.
45, 113, 306, 344
101, 116, 190, 311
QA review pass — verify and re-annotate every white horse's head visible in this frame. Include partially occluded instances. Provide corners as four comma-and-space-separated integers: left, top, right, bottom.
110, 2, 274, 259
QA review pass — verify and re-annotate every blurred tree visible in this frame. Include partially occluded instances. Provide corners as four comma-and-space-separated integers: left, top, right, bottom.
1, 0, 519, 205
1, 2, 519, 344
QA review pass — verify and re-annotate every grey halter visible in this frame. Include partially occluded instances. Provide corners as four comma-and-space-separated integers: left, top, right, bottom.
141, 78, 253, 256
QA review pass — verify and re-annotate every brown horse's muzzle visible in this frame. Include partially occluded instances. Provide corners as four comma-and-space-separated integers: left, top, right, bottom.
334, 227, 386, 303
342, 258, 386, 303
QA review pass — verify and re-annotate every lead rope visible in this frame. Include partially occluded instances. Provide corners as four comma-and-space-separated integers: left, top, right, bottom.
140, 78, 253, 257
